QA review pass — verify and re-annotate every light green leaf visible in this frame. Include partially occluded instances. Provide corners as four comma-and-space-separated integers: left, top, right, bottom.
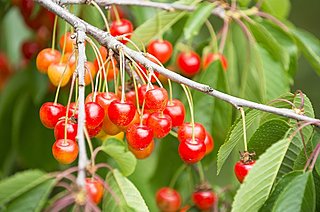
259, 0, 291, 19
101, 138, 137, 176
231, 139, 291, 212
103, 169, 149, 212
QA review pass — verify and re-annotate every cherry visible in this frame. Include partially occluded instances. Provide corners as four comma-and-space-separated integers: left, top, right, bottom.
108, 100, 136, 127
163, 99, 186, 127
85, 102, 105, 129
138, 61, 160, 83
54, 119, 78, 141
126, 123, 153, 150
52, 139, 78, 164
84, 61, 97, 86
102, 115, 122, 135
85, 178, 104, 204
203, 53, 228, 71
192, 189, 217, 210
137, 84, 157, 106
47, 62, 73, 87
156, 187, 181, 212
119, 111, 140, 131
177, 122, 206, 143
62, 52, 76, 67
39, 102, 66, 129
147, 39, 173, 64
204, 132, 214, 155
234, 160, 255, 183
110, 19, 133, 44
36, 48, 61, 73
21, 40, 41, 60
146, 112, 172, 138
178, 138, 206, 164
96, 92, 119, 114
177, 51, 201, 77
129, 139, 155, 159
124, 89, 136, 106
87, 122, 103, 138
145, 87, 168, 112
59, 32, 74, 53
67, 102, 78, 119
98, 46, 108, 60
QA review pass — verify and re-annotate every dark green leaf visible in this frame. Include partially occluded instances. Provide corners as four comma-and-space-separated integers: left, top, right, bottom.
313, 170, 320, 212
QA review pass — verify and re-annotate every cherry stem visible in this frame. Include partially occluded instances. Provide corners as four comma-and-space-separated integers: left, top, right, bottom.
130, 64, 141, 114
91, 1, 110, 32
168, 79, 173, 104
60, 22, 68, 63
268, 98, 296, 108
169, 130, 178, 138
294, 90, 305, 110
196, 162, 205, 183
51, 15, 58, 51
239, 107, 248, 152
169, 164, 187, 188
110, 53, 118, 93
119, 49, 126, 103
289, 121, 320, 140
218, 18, 229, 54
297, 121, 308, 159
64, 73, 77, 143
181, 85, 195, 141
84, 127, 95, 175
308, 144, 320, 171
112, 5, 121, 23
205, 20, 218, 53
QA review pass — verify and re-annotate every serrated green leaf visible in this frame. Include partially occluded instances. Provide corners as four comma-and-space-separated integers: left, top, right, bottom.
231, 139, 291, 212
248, 119, 290, 157
183, 2, 215, 41
217, 109, 261, 174
101, 138, 137, 176
272, 171, 315, 212
103, 169, 149, 212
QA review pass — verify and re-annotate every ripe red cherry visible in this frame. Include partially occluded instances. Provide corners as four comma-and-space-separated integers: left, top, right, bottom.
163, 99, 186, 127
177, 122, 206, 143
52, 139, 78, 164
110, 19, 133, 44
203, 53, 228, 71
67, 102, 78, 118
126, 123, 153, 150
21, 40, 41, 60
36, 48, 61, 74
96, 92, 119, 114
54, 119, 78, 141
146, 112, 172, 138
156, 187, 181, 212
102, 115, 122, 135
192, 189, 217, 210
234, 160, 255, 183
59, 32, 74, 53
85, 102, 105, 129
129, 139, 155, 159
87, 122, 103, 138
85, 178, 104, 204
147, 39, 173, 64
177, 51, 201, 77
204, 132, 214, 155
39, 102, 66, 129
145, 87, 168, 112
178, 138, 206, 164
108, 100, 136, 127
137, 84, 159, 106
138, 60, 160, 83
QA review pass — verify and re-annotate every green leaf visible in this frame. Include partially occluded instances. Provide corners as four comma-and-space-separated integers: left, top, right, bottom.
313, 170, 320, 212
231, 139, 291, 212
6, 179, 55, 212
291, 27, 320, 75
103, 169, 149, 212
272, 171, 315, 212
183, 2, 216, 41
0, 170, 50, 205
101, 138, 137, 176
259, 0, 291, 19
217, 109, 261, 174
248, 119, 290, 157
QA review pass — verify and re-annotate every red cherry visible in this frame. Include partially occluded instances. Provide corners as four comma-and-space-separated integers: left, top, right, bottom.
126, 123, 153, 150
204, 132, 214, 155
145, 87, 168, 112
125, 90, 136, 106
36, 48, 61, 74
177, 122, 206, 143
138, 61, 160, 83
108, 100, 136, 127
234, 160, 255, 183
177, 51, 201, 77
67, 102, 78, 118
87, 122, 103, 138
156, 187, 181, 212
96, 92, 119, 114
85, 102, 105, 129
146, 112, 172, 138
178, 138, 206, 164
52, 139, 78, 164
203, 53, 228, 71
192, 189, 217, 210
102, 115, 122, 135
85, 178, 104, 204
39, 102, 66, 129
147, 39, 173, 64
21, 40, 41, 60
110, 19, 133, 44
163, 99, 186, 127
59, 32, 75, 53
54, 119, 78, 141
137, 84, 154, 106
129, 139, 155, 159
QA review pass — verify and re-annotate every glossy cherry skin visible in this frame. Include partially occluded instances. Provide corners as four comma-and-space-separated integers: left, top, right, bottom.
108, 100, 136, 127
137, 84, 159, 106
192, 190, 217, 210
145, 87, 168, 112
87, 122, 103, 138
163, 99, 186, 127
102, 115, 122, 135
22, 40, 41, 60
177, 122, 206, 143
178, 138, 206, 164
234, 160, 255, 183
47, 62, 72, 87
36, 48, 61, 73
52, 139, 78, 164
85, 102, 105, 129
59, 32, 74, 53
62, 52, 76, 67
204, 132, 214, 155
85, 178, 104, 204
67, 102, 78, 118
147, 39, 173, 64
126, 123, 153, 150
110, 19, 133, 44
156, 187, 181, 212
177, 51, 201, 77
39, 102, 66, 129
54, 119, 78, 141
129, 139, 155, 159
96, 92, 119, 114
146, 112, 172, 138
203, 53, 228, 71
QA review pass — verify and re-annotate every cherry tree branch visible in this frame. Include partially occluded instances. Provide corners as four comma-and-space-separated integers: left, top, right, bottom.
34, 0, 320, 128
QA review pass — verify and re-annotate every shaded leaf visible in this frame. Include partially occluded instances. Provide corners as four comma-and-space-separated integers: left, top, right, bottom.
259, 0, 291, 19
